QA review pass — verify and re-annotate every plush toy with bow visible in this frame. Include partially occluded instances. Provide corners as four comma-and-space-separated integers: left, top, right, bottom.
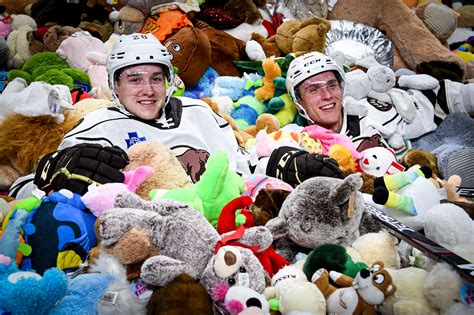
216, 196, 290, 277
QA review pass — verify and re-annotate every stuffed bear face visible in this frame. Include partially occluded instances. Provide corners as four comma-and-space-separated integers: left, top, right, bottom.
266, 174, 364, 249
200, 246, 267, 294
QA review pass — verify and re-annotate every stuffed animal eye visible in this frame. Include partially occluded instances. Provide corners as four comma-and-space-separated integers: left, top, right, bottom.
239, 266, 247, 273
373, 274, 385, 284
372, 155, 377, 159
172, 44, 181, 52
228, 278, 236, 286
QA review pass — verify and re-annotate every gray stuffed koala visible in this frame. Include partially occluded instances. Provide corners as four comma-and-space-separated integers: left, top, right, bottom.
95, 192, 268, 292
266, 173, 379, 261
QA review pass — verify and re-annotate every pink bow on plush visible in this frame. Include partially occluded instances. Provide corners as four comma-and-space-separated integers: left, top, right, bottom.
302, 125, 363, 160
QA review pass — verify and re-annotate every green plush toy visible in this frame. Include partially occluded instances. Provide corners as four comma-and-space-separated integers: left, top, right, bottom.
151, 151, 245, 228
7, 52, 90, 90
274, 93, 298, 127
303, 243, 369, 281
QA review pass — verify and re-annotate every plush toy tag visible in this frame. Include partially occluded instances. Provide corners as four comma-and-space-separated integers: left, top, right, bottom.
101, 291, 119, 305
347, 192, 356, 219
460, 283, 474, 307
131, 278, 154, 299
238, 272, 250, 287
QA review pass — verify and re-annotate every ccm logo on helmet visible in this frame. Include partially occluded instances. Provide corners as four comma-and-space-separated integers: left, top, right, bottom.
304, 58, 322, 67
132, 34, 148, 40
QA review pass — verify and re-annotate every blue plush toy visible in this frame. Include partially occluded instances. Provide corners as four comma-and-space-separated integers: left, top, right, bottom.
183, 66, 220, 99
211, 73, 262, 101
230, 95, 266, 130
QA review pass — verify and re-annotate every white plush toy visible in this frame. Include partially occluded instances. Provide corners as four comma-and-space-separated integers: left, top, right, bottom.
0, 77, 73, 123
6, 14, 37, 69
264, 265, 326, 315
423, 203, 474, 263
351, 230, 401, 270
358, 146, 404, 177
423, 262, 473, 315
379, 267, 438, 315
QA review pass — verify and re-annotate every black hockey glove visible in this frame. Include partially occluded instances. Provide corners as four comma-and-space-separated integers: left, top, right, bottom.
266, 146, 344, 187
34, 143, 130, 195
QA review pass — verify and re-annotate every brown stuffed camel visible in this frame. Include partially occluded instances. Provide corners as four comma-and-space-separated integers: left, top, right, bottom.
328, 0, 469, 79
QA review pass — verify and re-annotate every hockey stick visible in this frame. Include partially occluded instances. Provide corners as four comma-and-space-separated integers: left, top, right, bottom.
365, 204, 474, 283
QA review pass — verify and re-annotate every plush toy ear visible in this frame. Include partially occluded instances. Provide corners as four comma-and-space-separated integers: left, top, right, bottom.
265, 217, 288, 240
329, 173, 363, 207
384, 283, 397, 297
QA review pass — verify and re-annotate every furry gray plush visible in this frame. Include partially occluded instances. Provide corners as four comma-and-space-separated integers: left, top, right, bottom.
412, 113, 473, 181
265, 174, 377, 261
90, 254, 149, 315
96, 192, 268, 292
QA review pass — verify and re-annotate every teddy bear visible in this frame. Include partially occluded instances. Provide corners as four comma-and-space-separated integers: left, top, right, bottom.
328, 0, 470, 79
28, 25, 82, 55
122, 140, 192, 200
423, 262, 473, 315
263, 265, 326, 315
96, 192, 268, 293
0, 0, 36, 14
265, 173, 382, 262
5, 14, 36, 69
272, 17, 332, 56
312, 261, 397, 315
378, 266, 438, 315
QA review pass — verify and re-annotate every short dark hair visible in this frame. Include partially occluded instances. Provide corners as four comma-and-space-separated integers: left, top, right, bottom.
114, 63, 167, 84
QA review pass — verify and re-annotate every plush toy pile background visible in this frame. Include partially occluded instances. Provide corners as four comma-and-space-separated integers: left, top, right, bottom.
0, 0, 473, 314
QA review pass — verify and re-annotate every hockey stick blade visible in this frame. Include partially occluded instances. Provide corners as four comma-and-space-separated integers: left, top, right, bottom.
366, 204, 474, 283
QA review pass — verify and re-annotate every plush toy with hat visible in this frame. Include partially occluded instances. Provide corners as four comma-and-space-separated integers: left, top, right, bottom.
312, 261, 396, 315
98, 193, 268, 293
265, 173, 380, 262
263, 265, 326, 315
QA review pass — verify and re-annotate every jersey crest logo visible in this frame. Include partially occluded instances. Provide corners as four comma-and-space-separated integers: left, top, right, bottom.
125, 132, 146, 148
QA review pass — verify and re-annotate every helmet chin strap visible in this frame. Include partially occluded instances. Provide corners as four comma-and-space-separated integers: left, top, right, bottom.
295, 101, 314, 124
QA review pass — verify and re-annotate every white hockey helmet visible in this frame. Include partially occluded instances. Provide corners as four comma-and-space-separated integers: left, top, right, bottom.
107, 33, 175, 103
286, 52, 345, 122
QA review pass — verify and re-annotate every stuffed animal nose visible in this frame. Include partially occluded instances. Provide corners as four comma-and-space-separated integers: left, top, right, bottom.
246, 298, 262, 308
360, 268, 370, 279
224, 251, 237, 266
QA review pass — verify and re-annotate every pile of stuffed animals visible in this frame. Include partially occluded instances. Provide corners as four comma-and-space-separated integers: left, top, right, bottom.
0, 0, 473, 314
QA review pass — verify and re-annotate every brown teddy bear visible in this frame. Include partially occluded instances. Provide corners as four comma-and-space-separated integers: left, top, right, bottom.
273, 17, 332, 56
328, 0, 469, 79
122, 140, 192, 200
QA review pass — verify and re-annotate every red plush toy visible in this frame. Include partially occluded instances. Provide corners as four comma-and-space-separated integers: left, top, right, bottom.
217, 196, 289, 277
